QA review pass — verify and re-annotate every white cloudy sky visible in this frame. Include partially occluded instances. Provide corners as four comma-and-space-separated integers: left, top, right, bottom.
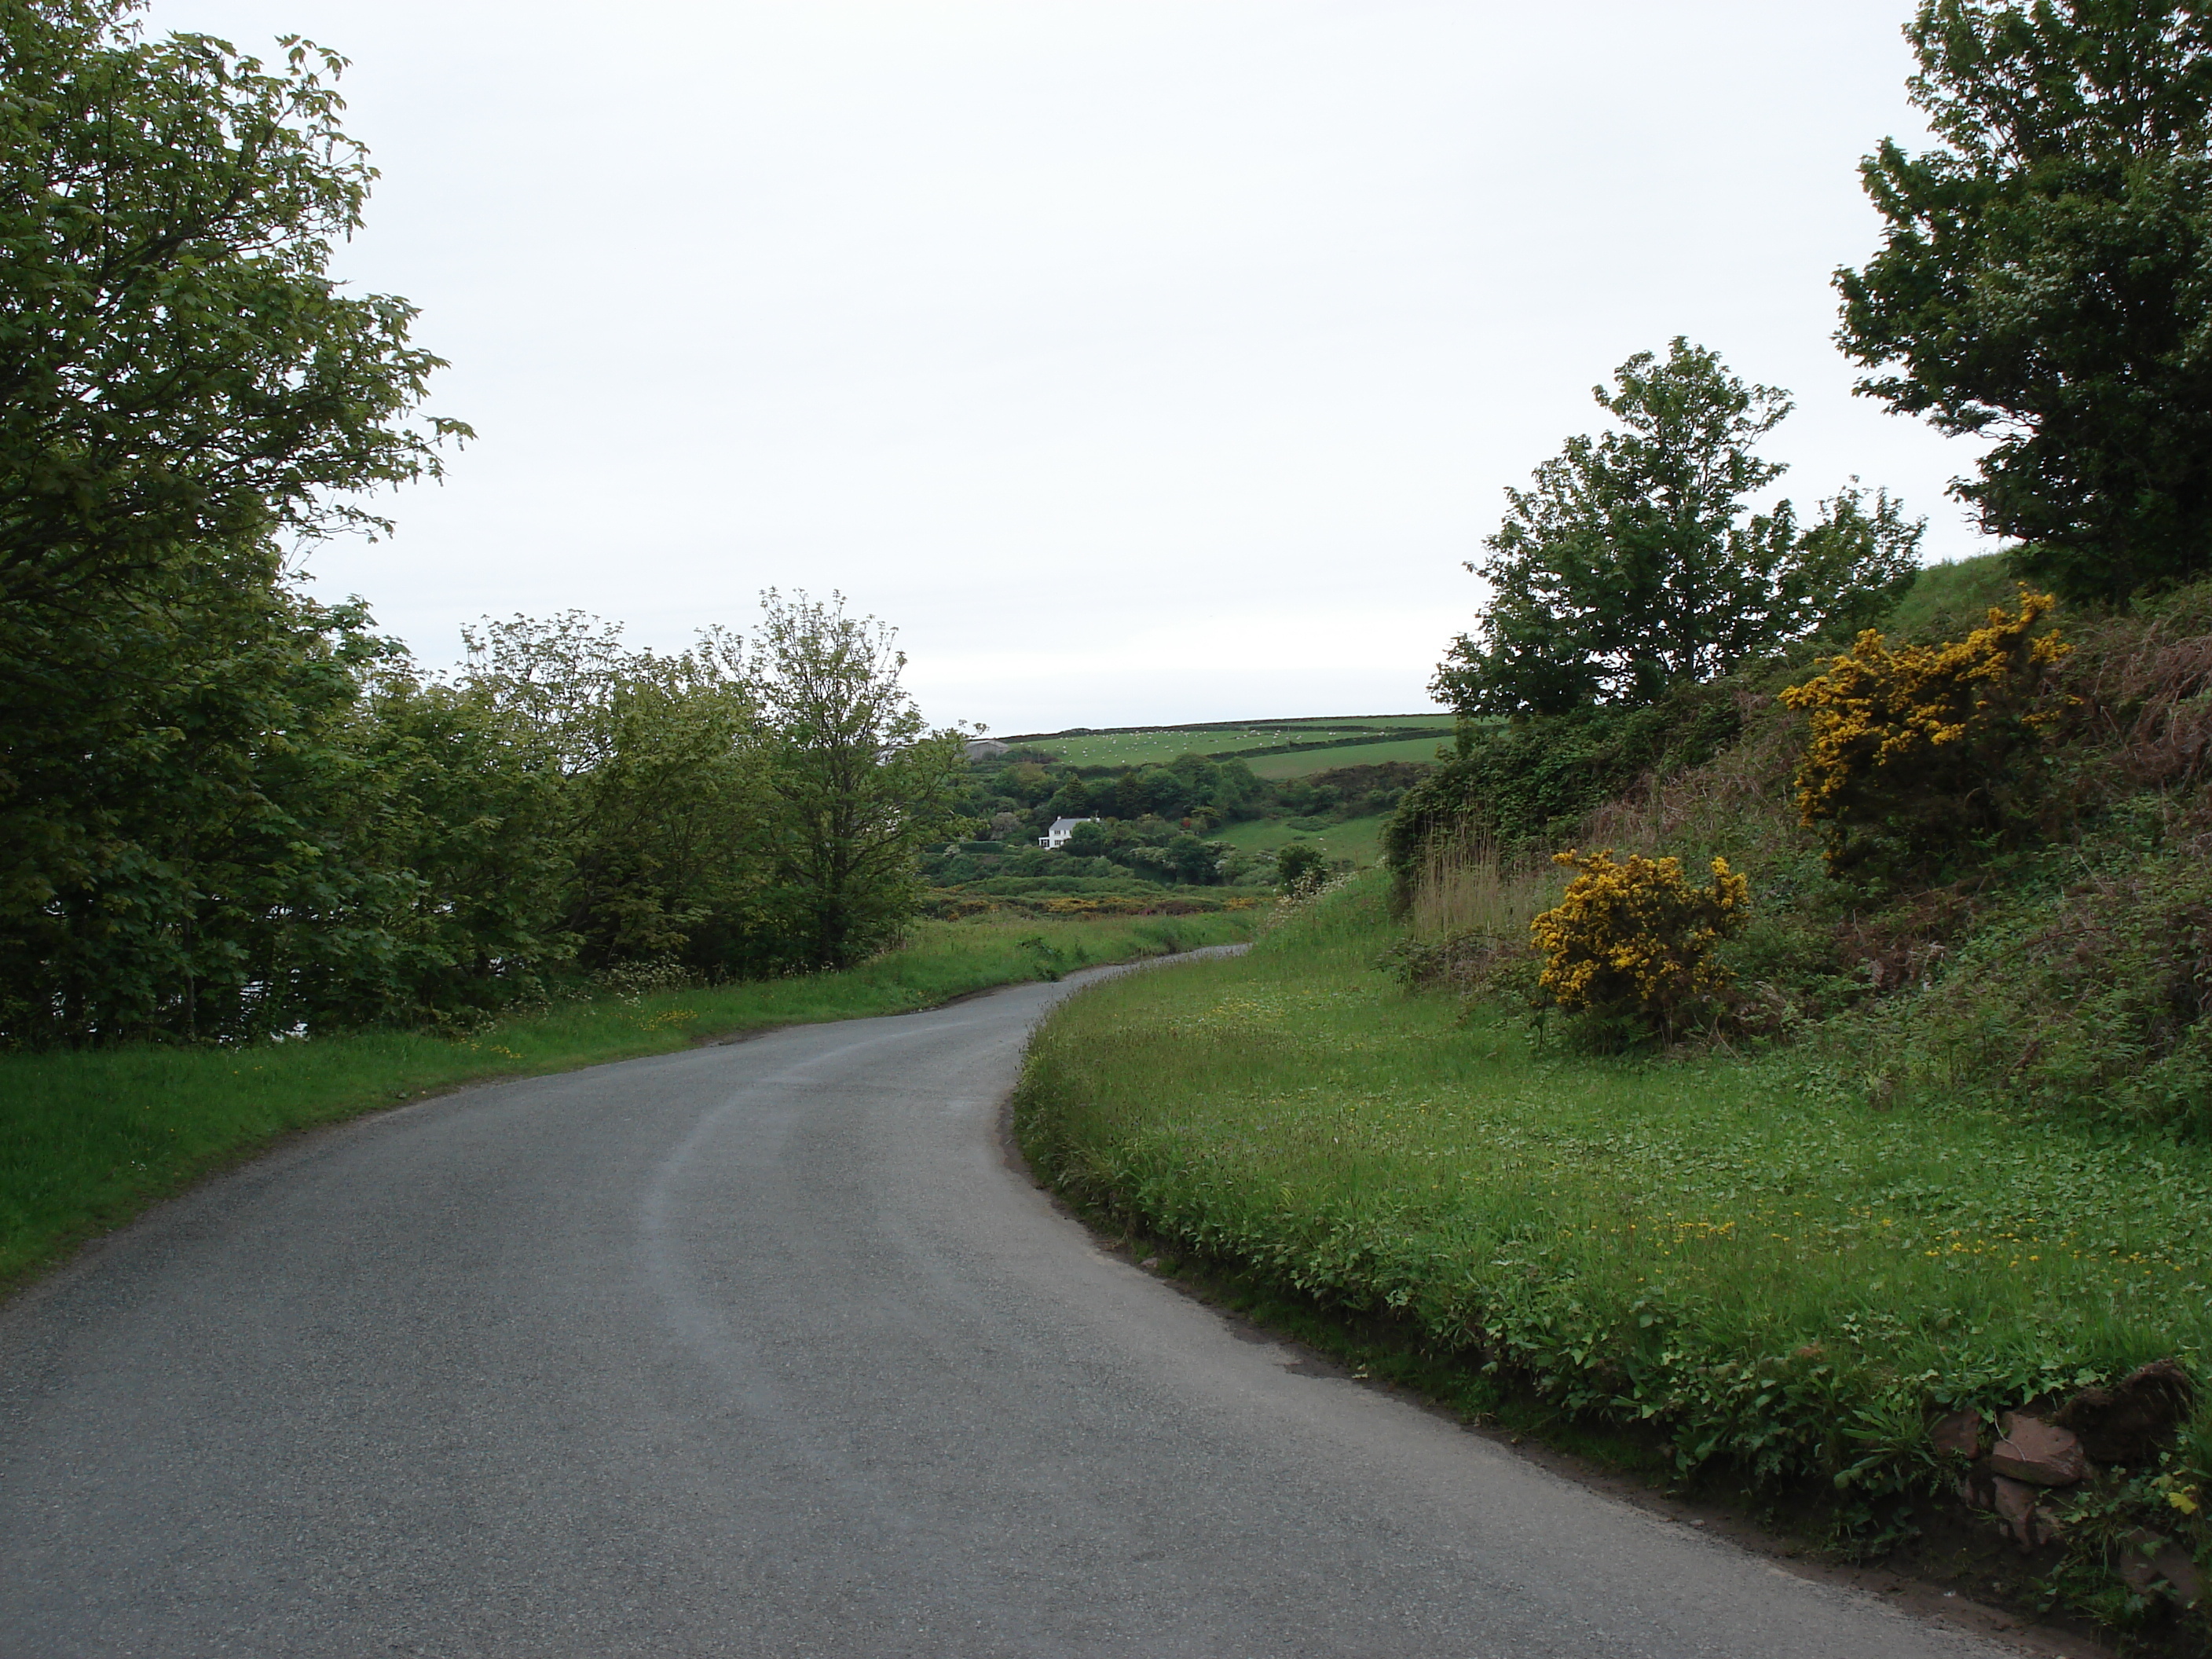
148, 0, 1981, 734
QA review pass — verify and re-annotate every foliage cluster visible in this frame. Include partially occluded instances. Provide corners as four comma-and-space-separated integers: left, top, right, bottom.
1385, 683, 1745, 879
1435, 339, 1921, 719
1530, 849, 1749, 1041
0, 4, 975, 1046
2, 585, 971, 1048
1838, 0, 2212, 602
0, 1, 462, 652
1778, 588, 2073, 877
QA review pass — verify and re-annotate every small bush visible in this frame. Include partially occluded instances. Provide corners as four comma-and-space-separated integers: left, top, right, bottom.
1778, 588, 2071, 877
1531, 848, 1749, 1039
1276, 841, 1328, 894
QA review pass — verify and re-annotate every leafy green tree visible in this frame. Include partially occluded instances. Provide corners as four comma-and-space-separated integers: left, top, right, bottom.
344, 664, 571, 1021
0, 1, 467, 1043
751, 591, 972, 970
0, 554, 414, 1043
1434, 340, 1923, 717
0, 2, 463, 644
1837, 0, 2212, 603
1064, 820, 1112, 858
1276, 841, 1328, 894
456, 614, 773, 976
1166, 833, 1219, 884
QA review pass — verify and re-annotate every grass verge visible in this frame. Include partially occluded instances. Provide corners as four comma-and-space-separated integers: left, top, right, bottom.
2, 910, 1254, 1295
1013, 875, 2212, 1647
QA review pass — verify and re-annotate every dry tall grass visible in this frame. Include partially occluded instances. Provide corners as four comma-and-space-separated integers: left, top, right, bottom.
1405, 689, 1806, 943
1578, 686, 1803, 864
1405, 832, 1562, 941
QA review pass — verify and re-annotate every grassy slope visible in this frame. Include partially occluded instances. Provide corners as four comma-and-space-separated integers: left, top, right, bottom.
1887, 551, 2020, 638
1022, 717, 1450, 770
1240, 735, 1455, 778
2, 911, 1254, 1292
1016, 878, 2212, 1630
1017, 563, 2212, 1639
1212, 813, 1388, 866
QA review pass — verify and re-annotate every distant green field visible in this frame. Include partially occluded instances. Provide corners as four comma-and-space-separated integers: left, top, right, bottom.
1005, 714, 1452, 771
1253, 714, 1456, 732
1214, 813, 1388, 866
1240, 735, 1452, 778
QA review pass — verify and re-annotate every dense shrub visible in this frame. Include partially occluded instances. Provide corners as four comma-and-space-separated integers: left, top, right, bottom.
1384, 683, 1745, 888
1275, 842, 1328, 895
1778, 589, 2071, 878
1531, 848, 1748, 1040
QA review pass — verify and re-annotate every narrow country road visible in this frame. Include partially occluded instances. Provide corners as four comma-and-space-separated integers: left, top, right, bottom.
2, 960, 2018, 1658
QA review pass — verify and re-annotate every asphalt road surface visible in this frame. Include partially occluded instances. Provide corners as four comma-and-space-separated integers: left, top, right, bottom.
0, 959, 2023, 1657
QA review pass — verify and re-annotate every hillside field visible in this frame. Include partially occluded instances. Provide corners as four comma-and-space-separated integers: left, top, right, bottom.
1004, 715, 1452, 772
1210, 812, 1387, 866
1240, 735, 1452, 778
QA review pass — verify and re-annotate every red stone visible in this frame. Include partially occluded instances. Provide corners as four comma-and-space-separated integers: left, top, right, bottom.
1930, 1409, 1983, 1459
1988, 1414, 2089, 1487
2119, 1529, 2205, 1608
1990, 1474, 2041, 1547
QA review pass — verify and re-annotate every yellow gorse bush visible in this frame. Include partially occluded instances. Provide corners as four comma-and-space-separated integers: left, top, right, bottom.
1777, 588, 2070, 873
1530, 848, 1749, 1037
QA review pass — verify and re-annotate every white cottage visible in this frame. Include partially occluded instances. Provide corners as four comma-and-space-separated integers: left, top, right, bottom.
1038, 816, 1099, 850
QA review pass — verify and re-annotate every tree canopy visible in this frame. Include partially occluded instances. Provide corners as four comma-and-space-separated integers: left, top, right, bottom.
0, 1, 463, 639
1837, 0, 2212, 602
752, 591, 970, 971
0, 2, 974, 1042
1434, 340, 1922, 719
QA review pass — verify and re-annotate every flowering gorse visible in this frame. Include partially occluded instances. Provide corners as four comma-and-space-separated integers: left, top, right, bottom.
1530, 848, 1749, 1038
1778, 588, 2070, 875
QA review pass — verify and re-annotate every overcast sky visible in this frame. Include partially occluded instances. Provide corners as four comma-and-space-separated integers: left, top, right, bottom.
148, 0, 1979, 734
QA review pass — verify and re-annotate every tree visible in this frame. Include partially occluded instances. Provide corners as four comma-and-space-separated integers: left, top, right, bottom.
1064, 820, 1112, 858
0, 2, 463, 640
1276, 840, 1328, 894
0, 557, 418, 1044
456, 614, 775, 976
1837, 0, 2212, 602
0, 1, 468, 1042
1434, 340, 1922, 719
750, 591, 972, 971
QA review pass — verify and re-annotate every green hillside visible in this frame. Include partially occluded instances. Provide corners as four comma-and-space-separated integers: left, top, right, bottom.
1210, 813, 1387, 865
1018, 564, 2212, 1644
1240, 735, 1452, 778
1002, 714, 1452, 772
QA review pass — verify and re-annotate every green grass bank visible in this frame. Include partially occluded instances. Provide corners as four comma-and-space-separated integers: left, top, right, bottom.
3, 911, 1253, 1294
1015, 877, 2212, 1639
1210, 811, 1389, 867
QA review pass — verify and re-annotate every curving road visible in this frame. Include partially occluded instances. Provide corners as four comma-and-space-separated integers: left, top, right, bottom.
1, 960, 2019, 1657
